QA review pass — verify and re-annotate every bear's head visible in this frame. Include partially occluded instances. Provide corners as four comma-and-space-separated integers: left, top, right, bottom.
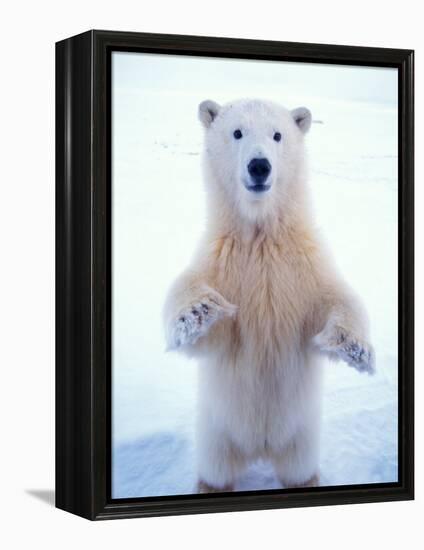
199, 98, 312, 225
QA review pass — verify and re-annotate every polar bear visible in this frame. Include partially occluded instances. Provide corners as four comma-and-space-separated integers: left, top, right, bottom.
163, 98, 375, 493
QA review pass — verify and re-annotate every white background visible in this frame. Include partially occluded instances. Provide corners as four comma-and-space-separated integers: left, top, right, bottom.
0, 0, 421, 548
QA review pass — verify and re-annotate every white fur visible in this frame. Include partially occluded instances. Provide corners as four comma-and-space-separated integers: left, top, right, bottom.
164, 99, 374, 491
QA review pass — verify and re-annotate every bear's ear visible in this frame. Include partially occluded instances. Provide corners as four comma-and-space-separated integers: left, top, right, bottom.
198, 100, 221, 128
291, 107, 312, 134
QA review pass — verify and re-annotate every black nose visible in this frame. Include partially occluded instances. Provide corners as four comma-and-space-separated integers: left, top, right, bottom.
248, 158, 271, 184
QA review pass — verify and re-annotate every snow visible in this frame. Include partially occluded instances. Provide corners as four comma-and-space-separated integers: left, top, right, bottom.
111, 53, 398, 498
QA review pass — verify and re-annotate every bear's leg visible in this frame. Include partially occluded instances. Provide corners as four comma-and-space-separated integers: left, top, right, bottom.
271, 424, 320, 489
197, 479, 234, 494
196, 426, 246, 494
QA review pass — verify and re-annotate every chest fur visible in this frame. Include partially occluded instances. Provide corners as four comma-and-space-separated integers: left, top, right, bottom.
208, 232, 318, 355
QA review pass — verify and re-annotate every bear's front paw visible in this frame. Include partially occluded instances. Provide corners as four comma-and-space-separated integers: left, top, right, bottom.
313, 325, 375, 375
167, 291, 237, 350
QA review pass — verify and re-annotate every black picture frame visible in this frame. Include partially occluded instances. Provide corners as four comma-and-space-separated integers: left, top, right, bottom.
56, 29, 414, 520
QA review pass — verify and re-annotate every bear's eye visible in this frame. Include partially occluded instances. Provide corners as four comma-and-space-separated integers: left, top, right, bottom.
233, 129, 243, 140
273, 132, 282, 142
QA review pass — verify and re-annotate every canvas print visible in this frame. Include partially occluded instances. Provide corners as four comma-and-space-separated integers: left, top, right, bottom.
111, 52, 398, 498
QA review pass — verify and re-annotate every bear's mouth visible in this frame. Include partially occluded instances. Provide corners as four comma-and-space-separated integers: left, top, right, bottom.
245, 183, 271, 193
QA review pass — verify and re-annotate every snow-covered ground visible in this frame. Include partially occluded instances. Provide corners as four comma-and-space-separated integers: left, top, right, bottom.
111, 53, 398, 498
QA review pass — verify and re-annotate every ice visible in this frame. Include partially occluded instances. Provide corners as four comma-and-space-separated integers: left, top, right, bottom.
111, 54, 398, 498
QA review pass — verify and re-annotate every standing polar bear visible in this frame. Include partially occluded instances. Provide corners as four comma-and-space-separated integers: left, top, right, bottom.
164, 98, 375, 492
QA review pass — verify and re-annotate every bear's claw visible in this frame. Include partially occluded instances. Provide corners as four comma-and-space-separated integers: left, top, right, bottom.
313, 325, 375, 375
167, 292, 237, 350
